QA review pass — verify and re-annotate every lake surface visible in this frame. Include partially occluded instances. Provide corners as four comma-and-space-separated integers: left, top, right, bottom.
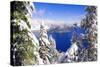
48, 26, 88, 52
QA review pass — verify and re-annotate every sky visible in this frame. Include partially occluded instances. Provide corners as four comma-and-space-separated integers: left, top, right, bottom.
32, 2, 87, 25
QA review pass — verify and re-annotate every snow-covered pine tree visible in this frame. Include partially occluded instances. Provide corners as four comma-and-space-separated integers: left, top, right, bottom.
11, 1, 40, 65
49, 35, 60, 63
81, 6, 97, 61
39, 21, 51, 64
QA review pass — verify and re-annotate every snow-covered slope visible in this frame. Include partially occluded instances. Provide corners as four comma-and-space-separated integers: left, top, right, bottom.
58, 42, 79, 63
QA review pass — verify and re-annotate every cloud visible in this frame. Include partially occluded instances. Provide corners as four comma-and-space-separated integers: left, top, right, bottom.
48, 12, 53, 16
34, 9, 46, 16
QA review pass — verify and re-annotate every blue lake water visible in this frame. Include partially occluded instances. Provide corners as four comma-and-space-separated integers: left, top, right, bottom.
48, 26, 89, 52
48, 32, 72, 52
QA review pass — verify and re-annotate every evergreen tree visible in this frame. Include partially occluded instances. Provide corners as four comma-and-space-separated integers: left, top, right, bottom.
81, 6, 97, 61
11, 1, 40, 65
49, 35, 59, 63
39, 21, 51, 64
